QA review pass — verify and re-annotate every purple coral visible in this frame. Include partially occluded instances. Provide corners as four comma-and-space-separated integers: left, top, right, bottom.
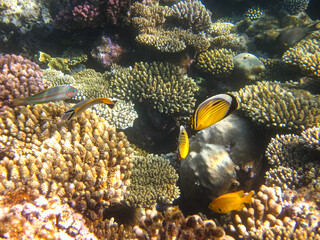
0, 54, 46, 111
91, 34, 125, 67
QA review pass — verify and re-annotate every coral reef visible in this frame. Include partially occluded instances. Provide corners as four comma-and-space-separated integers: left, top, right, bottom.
123, 154, 180, 208
265, 128, 320, 190
0, 103, 133, 221
196, 48, 235, 76
42, 69, 76, 86
179, 115, 263, 209
210, 22, 234, 36
225, 185, 320, 239
0, 54, 46, 111
134, 206, 230, 240
281, 0, 310, 15
109, 61, 199, 123
282, 32, 320, 78
244, 7, 264, 21
210, 34, 248, 52
0, 191, 97, 239
171, 0, 213, 33
234, 81, 320, 130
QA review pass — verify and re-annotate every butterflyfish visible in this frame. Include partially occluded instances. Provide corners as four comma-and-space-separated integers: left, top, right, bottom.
208, 190, 254, 214
189, 93, 238, 131
12, 85, 78, 106
178, 125, 189, 160
60, 97, 116, 121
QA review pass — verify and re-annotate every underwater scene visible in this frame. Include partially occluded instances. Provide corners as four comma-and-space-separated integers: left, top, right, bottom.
1, 0, 320, 239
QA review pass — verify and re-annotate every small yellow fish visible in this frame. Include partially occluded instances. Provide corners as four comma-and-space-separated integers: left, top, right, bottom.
178, 125, 189, 160
189, 93, 238, 131
208, 190, 254, 214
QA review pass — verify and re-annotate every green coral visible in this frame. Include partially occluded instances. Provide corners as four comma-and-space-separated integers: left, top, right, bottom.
196, 48, 235, 75
123, 154, 180, 207
109, 61, 199, 123
234, 81, 320, 130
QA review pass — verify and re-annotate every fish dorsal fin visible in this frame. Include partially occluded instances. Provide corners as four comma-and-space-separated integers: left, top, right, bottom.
236, 190, 245, 198
242, 190, 254, 204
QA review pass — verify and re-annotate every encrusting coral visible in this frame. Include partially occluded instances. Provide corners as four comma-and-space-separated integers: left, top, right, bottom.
0, 54, 46, 111
282, 32, 320, 78
234, 81, 320, 130
0, 103, 133, 221
109, 61, 199, 123
0, 191, 97, 239
225, 185, 320, 239
134, 206, 231, 240
123, 154, 180, 208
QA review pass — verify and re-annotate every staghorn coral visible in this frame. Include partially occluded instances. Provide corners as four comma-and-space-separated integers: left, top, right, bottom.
0, 103, 133, 221
123, 154, 180, 208
0, 54, 46, 111
234, 81, 320, 130
109, 61, 199, 123
134, 206, 230, 240
225, 185, 320, 239
196, 48, 235, 76
265, 129, 320, 190
282, 32, 320, 78
281, 0, 310, 15
0, 191, 97, 240
171, 0, 213, 33
244, 7, 264, 21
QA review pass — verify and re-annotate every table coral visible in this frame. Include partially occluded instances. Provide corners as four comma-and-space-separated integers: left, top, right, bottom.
109, 61, 199, 123
234, 81, 320, 130
282, 32, 320, 78
0, 191, 97, 240
0, 103, 133, 221
123, 154, 180, 208
0, 54, 46, 111
225, 185, 320, 239
196, 48, 235, 76
134, 206, 230, 240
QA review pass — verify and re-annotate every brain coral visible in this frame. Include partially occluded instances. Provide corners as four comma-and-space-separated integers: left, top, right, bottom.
0, 54, 46, 110
282, 32, 320, 78
0, 103, 133, 221
196, 48, 235, 76
0, 192, 97, 240
234, 81, 320, 130
225, 185, 320, 239
109, 61, 199, 123
123, 154, 180, 207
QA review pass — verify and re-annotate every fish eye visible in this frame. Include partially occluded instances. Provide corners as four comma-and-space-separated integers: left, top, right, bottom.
219, 208, 222, 212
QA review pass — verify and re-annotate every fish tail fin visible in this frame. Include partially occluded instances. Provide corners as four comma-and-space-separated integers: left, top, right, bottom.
104, 98, 117, 109
11, 98, 26, 106
243, 190, 254, 204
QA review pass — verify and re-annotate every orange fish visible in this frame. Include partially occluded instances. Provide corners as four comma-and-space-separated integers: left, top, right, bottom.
178, 126, 189, 160
189, 93, 238, 131
208, 190, 254, 214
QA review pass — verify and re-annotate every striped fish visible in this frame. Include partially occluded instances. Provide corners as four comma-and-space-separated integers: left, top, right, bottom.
189, 93, 238, 130
61, 97, 116, 121
178, 125, 189, 160
12, 85, 78, 106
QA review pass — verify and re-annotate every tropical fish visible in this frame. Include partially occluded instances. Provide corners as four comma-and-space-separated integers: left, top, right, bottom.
276, 21, 320, 48
12, 85, 78, 106
208, 190, 254, 214
189, 93, 238, 131
60, 97, 116, 121
178, 125, 189, 160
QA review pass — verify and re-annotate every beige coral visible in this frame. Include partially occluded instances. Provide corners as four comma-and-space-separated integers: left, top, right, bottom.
0, 103, 133, 221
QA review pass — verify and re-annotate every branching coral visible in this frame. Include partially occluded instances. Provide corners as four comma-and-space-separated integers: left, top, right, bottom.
281, 0, 310, 14
109, 61, 199, 123
196, 48, 235, 76
134, 206, 229, 240
0, 103, 133, 221
234, 81, 320, 130
210, 22, 234, 36
225, 185, 320, 239
0, 54, 46, 111
282, 32, 320, 78
171, 0, 213, 33
123, 154, 180, 207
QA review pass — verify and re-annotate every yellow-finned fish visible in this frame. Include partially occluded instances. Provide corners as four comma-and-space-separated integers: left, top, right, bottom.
12, 85, 78, 106
208, 190, 254, 214
61, 97, 115, 121
178, 125, 189, 160
189, 93, 238, 131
